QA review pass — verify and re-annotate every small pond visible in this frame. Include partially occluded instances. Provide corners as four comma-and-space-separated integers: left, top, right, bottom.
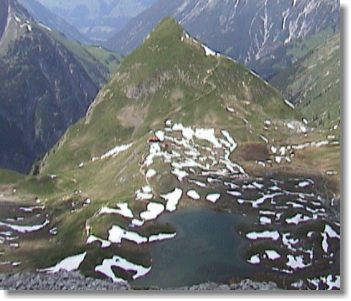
133, 207, 257, 289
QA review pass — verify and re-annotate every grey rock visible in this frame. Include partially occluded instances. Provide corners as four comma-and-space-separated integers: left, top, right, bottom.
172, 279, 279, 291
0, 272, 279, 291
0, 271, 130, 291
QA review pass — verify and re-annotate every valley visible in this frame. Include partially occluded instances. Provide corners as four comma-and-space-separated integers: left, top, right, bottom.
35, 0, 158, 42
0, 1, 341, 292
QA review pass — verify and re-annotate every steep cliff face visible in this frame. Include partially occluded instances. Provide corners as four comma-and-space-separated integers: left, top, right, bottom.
0, 0, 119, 173
106, 0, 339, 78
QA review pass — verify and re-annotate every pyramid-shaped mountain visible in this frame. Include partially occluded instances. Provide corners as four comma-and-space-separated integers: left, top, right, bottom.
39, 18, 300, 187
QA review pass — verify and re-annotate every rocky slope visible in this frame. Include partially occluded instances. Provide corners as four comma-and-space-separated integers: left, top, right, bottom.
106, 0, 339, 78
0, 0, 120, 173
0, 271, 279, 290
0, 271, 130, 290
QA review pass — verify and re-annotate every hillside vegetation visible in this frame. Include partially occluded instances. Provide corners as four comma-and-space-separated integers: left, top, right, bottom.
272, 33, 340, 129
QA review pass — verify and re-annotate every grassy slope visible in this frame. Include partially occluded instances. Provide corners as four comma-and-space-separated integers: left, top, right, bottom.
271, 33, 340, 129
3, 19, 337, 274
85, 45, 122, 74
0, 169, 24, 185
47, 29, 121, 84
37, 18, 299, 200
286, 28, 336, 61
253, 27, 337, 81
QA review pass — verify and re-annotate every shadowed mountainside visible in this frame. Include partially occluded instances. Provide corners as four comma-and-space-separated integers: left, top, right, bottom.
0, 0, 120, 173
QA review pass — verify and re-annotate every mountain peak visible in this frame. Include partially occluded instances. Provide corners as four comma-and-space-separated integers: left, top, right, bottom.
40, 17, 299, 177
130, 17, 184, 57
147, 17, 183, 40
118, 17, 292, 119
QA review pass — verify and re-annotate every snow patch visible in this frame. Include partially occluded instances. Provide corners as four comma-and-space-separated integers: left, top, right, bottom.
248, 254, 260, 264
131, 219, 144, 227
95, 256, 150, 283
298, 181, 312, 188
171, 168, 189, 181
227, 190, 241, 197
195, 128, 222, 148
189, 179, 207, 188
206, 194, 221, 203
287, 255, 310, 270
202, 44, 217, 56
308, 275, 340, 290
39, 252, 87, 273
135, 186, 153, 201
87, 235, 111, 248
99, 203, 134, 219
146, 169, 157, 179
260, 216, 271, 225
140, 202, 164, 221
246, 230, 280, 240
286, 213, 311, 225
149, 232, 177, 242
0, 220, 49, 234
187, 190, 200, 200
265, 250, 281, 260
322, 224, 340, 253
100, 144, 132, 160
155, 130, 165, 142
161, 188, 183, 212
284, 99, 295, 109
108, 225, 147, 244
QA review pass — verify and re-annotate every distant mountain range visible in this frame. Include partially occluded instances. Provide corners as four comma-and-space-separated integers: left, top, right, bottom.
36, 0, 157, 42
18, 0, 92, 44
0, 0, 120, 173
105, 0, 339, 79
